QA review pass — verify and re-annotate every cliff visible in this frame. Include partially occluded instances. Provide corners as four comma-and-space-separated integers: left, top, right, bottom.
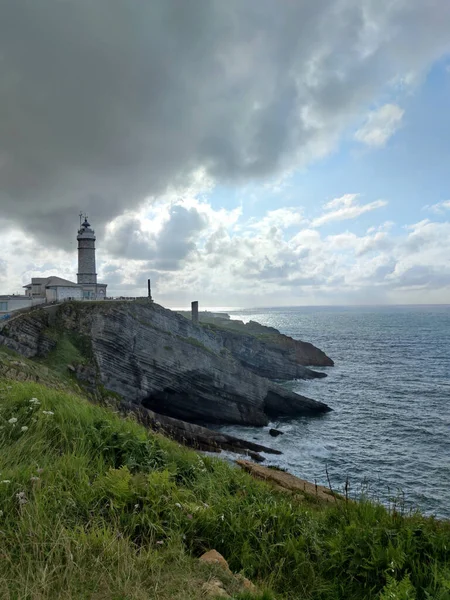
0, 300, 331, 426
179, 311, 334, 379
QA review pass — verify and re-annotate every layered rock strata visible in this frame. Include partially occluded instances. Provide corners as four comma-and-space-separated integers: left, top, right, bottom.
180, 312, 334, 379
0, 301, 331, 426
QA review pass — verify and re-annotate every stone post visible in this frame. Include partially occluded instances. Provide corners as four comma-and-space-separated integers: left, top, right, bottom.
147, 279, 152, 301
191, 301, 199, 325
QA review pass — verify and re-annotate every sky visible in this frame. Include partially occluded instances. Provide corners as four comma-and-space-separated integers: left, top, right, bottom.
1, 0, 450, 308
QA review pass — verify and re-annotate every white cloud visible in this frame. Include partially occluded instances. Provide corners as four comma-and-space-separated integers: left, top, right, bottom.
247, 208, 305, 233
354, 103, 405, 147
2, 193, 450, 306
311, 194, 388, 227
424, 200, 450, 213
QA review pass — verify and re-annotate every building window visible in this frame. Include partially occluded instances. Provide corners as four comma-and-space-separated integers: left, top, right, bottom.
0, 302, 8, 311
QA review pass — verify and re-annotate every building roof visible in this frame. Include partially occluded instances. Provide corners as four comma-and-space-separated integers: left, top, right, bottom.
23, 276, 79, 289
23, 278, 47, 288
45, 276, 79, 288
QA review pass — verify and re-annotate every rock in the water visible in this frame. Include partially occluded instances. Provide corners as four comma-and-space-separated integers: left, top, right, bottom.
269, 428, 284, 437
246, 450, 265, 462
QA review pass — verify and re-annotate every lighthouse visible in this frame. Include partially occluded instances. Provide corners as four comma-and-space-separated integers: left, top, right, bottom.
77, 215, 97, 284
76, 215, 107, 299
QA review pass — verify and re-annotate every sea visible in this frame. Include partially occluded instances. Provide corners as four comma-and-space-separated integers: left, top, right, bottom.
217, 305, 450, 519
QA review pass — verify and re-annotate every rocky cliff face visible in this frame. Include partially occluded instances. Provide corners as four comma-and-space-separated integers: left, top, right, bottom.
208, 328, 330, 380
0, 301, 332, 426
179, 313, 334, 378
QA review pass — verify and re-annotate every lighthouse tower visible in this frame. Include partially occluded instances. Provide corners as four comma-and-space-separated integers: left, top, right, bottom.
77, 215, 97, 285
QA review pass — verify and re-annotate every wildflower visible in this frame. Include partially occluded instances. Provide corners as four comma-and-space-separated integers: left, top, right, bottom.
1, 480, 10, 484
42, 411, 54, 415
16, 491, 27, 505
187, 514, 193, 520
21, 426, 28, 432
8, 418, 17, 424
175, 502, 182, 508
29, 398, 40, 404
220, 514, 224, 521
156, 540, 164, 545
36, 468, 44, 474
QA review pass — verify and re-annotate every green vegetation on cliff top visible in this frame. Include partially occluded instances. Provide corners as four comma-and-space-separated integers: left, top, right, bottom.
0, 356, 449, 599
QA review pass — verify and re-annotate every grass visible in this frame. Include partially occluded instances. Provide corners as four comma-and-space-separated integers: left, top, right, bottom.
38, 330, 94, 376
0, 378, 449, 599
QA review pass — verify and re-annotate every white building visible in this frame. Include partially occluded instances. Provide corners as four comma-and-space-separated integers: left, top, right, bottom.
0, 294, 46, 315
1, 215, 108, 314
23, 276, 84, 302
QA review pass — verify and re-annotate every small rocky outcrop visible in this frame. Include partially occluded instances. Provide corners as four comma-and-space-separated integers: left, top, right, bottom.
199, 550, 258, 598
269, 428, 284, 437
136, 406, 282, 459
0, 301, 332, 426
237, 459, 340, 502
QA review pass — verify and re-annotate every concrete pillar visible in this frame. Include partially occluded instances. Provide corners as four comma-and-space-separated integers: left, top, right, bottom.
191, 301, 199, 325
147, 279, 152, 301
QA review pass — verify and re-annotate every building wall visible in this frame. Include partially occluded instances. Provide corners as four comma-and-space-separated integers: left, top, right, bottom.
80, 284, 107, 299
48, 287, 83, 301
0, 296, 45, 314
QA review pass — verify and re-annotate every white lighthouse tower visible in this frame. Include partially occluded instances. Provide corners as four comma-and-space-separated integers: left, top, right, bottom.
76, 214, 107, 299
77, 214, 97, 285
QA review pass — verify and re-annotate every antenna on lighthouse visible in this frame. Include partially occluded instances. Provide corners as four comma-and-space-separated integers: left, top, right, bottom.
79, 212, 83, 228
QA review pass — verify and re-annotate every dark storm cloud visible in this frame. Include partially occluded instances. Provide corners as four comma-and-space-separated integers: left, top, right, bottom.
1, 0, 449, 247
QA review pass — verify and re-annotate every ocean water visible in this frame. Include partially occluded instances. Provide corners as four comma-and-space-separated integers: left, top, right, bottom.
219, 305, 450, 519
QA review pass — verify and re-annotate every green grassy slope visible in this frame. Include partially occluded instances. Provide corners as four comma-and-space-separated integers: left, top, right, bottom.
0, 375, 449, 599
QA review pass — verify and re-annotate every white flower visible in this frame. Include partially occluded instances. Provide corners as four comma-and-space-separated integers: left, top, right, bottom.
1, 480, 10, 484
220, 514, 225, 521
175, 503, 182, 508
21, 426, 28, 432
42, 411, 54, 415
30, 398, 40, 404
16, 491, 27, 505
8, 418, 17, 424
